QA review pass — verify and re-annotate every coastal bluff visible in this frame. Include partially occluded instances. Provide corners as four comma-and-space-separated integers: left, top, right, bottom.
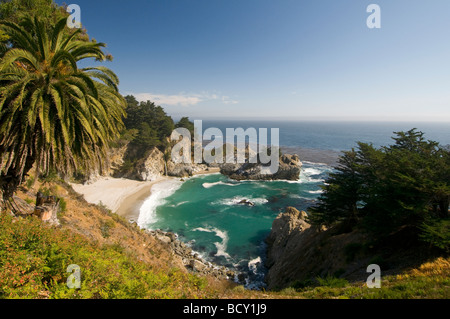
86, 143, 302, 183
265, 207, 369, 290
86, 144, 213, 183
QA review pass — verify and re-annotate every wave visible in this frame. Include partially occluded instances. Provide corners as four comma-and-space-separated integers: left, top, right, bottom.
303, 167, 322, 176
238, 164, 332, 185
248, 256, 262, 274
302, 160, 334, 167
193, 226, 231, 260
299, 166, 329, 183
214, 196, 269, 206
308, 189, 324, 194
169, 201, 189, 207
137, 179, 183, 229
202, 181, 239, 189
290, 194, 314, 199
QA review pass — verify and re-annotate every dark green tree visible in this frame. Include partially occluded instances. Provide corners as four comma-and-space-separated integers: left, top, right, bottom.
308, 129, 450, 247
175, 117, 194, 137
121, 96, 175, 157
308, 149, 363, 227
0, 0, 91, 43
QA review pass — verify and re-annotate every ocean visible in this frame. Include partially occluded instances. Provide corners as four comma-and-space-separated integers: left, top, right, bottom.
137, 120, 450, 288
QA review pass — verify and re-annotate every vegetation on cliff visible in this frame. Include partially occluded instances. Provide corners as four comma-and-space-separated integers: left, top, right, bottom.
113, 95, 195, 178
2, 175, 449, 299
2, 176, 448, 299
308, 129, 450, 252
0, 175, 233, 299
0, 1, 448, 300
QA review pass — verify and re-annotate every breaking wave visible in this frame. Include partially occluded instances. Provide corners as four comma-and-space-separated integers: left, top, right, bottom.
202, 181, 239, 189
137, 179, 183, 228
193, 226, 231, 260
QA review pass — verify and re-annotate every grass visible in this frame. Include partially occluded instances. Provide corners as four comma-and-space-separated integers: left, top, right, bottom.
1, 205, 448, 299
0, 213, 217, 299
316, 275, 349, 288
284, 257, 450, 299
2, 178, 449, 299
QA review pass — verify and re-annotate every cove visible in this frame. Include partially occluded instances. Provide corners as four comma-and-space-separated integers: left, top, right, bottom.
138, 163, 334, 288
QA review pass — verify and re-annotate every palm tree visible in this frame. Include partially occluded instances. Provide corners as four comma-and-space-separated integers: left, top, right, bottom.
0, 16, 126, 202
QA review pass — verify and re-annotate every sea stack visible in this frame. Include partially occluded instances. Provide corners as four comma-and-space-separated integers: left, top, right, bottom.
220, 154, 302, 181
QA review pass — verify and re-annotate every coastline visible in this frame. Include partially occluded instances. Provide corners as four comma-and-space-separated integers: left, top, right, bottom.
71, 176, 168, 221
71, 167, 222, 223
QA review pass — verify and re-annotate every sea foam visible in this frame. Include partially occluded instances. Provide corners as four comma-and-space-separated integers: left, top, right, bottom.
202, 181, 239, 189
137, 179, 183, 229
193, 226, 231, 260
214, 196, 269, 206
308, 189, 324, 194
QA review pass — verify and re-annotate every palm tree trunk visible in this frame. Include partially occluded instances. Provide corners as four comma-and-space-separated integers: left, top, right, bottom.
0, 153, 36, 203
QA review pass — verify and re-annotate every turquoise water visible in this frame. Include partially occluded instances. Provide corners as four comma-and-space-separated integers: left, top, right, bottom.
137, 120, 450, 288
138, 162, 334, 288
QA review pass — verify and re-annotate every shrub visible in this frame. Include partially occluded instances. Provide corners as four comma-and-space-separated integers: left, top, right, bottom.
0, 213, 213, 299
420, 218, 450, 252
316, 275, 349, 288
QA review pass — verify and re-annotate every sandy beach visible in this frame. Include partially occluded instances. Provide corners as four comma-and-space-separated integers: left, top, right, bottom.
70, 167, 221, 222
71, 176, 169, 221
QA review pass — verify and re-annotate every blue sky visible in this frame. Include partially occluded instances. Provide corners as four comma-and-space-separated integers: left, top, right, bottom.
57, 0, 450, 122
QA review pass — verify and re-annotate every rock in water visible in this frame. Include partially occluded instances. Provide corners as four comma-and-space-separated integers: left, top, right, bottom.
238, 199, 255, 206
220, 154, 302, 181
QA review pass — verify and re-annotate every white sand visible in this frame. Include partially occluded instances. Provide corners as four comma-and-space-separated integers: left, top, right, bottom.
71, 176, 167, 214
70, 169, 221, 221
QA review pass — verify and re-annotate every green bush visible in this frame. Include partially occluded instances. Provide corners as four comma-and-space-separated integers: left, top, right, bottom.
0, 213, 211, 299
316, 275, 349, 288
420, 218, 450, 252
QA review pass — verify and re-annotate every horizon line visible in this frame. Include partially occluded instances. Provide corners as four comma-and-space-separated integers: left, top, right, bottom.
169, 116, 450, 124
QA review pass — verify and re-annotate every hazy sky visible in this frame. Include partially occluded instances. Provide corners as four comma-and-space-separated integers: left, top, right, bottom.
57, 0, 450, 122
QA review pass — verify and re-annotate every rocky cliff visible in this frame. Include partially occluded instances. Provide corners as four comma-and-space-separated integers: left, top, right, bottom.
265, 207, 369, 290
85, 142, 301, 183
220, 154, 302, 181
85, 144, 212, 183
147, 229, 237, 281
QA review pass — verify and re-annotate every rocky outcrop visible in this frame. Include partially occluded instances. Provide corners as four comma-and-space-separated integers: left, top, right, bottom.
238, 199, 255, 206
265, 207, 369, 290
220, 154, 302, 181
33, 192, 60, 226
265, 207, 314, 290
166, 161, 210, 178
147, 229, 237, 281
8, 193, 60, 226
82, 142, 129, 184
116, 146, 212, 181
107, 142, 129, 176
133, 147, 166, 181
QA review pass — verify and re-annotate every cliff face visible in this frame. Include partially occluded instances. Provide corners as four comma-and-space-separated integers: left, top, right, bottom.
132, 147, 166, 181
265, 207, 369, 290
88, 142, 302, 183
86, 144, 213, 183
220, 154, 302, 181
